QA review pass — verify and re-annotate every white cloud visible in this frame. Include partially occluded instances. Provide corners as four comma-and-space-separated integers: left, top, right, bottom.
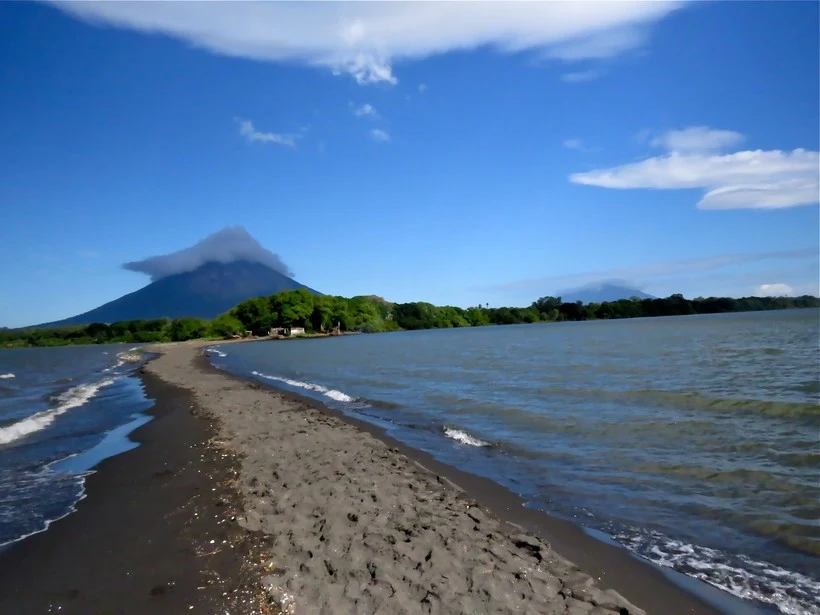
756, 283, 795, 297
563, 138, 584, 150
561, 70, 600, 83
570, 126, 819, 210
353, 103, 379, 118
45, 1, 685, 85
547, 25, 646, 60
418, 83, 428, 93
650, 126, 745, 153
235, 118, 299, 147
371, 129, 391, 143
563, 138, 599, 153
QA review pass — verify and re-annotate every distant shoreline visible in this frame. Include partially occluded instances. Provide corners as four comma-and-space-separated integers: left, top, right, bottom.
3, 296, 818, 348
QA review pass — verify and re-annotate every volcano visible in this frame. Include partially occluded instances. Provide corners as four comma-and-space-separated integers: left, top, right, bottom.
39, 261, 320, 327
558, 282, 655, 303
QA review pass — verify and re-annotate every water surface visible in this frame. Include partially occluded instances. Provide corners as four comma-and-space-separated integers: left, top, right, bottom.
0, 345, 151, 548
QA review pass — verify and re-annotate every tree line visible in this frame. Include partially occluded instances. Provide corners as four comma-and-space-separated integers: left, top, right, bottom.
1, 289, 817, 347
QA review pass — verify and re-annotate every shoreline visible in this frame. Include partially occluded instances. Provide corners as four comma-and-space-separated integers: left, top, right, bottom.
0, 340, 741, 614
195, 352, 738, 615
158, 342, 722, 614
0, 359, 267, 614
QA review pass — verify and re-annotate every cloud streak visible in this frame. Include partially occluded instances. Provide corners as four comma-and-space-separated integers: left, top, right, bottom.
44, 1, 685, 85
570, 126, 819, 210
561, 70, 600, 83
235, 118, 299, 147
563, 138, 598, 153
370, 129, 391, 143
477, 247, 819, 293
649, 126, 744, 153
123, 226, 292, 281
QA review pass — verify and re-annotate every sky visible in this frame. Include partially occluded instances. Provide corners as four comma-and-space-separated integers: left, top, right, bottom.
0, 0, 818, 327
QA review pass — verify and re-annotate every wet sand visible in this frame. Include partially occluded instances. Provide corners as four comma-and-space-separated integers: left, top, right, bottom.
0, 366, 268, 615
145, 343, 720, 615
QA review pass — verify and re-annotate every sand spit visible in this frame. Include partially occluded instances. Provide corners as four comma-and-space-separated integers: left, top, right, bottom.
146, 344, 650, 615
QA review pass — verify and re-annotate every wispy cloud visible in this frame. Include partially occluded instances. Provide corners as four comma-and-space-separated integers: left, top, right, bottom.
371, 129, 391, 143
547, 24, 647, 60
477, 247, 819, 293
649, 126, 744, 153
418, 83, 428, 93
46, 2, 685, 85
563, 138, 598, 153
570, 126, 819, 210
353, 103, 379, 119
235, 118, 299, 147
561, 69, 600, 83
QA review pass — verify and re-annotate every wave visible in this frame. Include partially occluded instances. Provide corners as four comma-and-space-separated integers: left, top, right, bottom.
250, 371, 355, 403
615, 529, 820, 615
0, 378, 116, 446
443, 427, 490, 447
0, 464, 89, 550
538, 386, 819, 418
205, 347, 228, 358
104, 348, 144, 372
0, 373, 14, 379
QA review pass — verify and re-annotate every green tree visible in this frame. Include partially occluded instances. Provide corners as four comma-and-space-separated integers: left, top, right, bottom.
465, 306, 491, 327
170, 317, 209, 342
210, 313, 245, 338
271, 289, 314, 327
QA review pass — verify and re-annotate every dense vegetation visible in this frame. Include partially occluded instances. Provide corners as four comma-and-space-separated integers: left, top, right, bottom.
1, 289, 817, 348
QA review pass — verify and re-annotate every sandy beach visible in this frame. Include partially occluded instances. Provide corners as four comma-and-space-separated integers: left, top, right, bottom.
141, 343, 719, 615
0, 341, 723, 614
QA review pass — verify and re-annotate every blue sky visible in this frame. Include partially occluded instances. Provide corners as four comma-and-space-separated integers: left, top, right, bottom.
1, 0, 818, 327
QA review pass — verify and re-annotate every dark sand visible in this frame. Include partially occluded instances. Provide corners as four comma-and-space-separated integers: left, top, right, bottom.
0, 367, 268, 615
149, 344, 720, 615
0, 341, 724, 614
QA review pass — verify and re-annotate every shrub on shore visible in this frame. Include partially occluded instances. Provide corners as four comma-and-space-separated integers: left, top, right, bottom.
1, 292, 817, 347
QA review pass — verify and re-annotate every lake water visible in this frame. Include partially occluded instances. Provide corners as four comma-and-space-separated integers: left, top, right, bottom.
209, 310, 820, 615
0, 345, 152, 549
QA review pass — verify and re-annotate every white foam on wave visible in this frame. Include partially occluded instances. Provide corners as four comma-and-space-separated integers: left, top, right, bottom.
0, 378, 116, 446
616, 529, 820, 615
0, 460, 90, 549
444, 427, 490, 447
251, 371, 355, 403
205, 347, 228, 358
104, 348, 144, 372
0, 373, 14, 379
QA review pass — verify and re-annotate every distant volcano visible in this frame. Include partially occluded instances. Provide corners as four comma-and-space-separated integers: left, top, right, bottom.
38, 261, 320, 327
558, 282, 655, 303
36, 227, 320, 327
